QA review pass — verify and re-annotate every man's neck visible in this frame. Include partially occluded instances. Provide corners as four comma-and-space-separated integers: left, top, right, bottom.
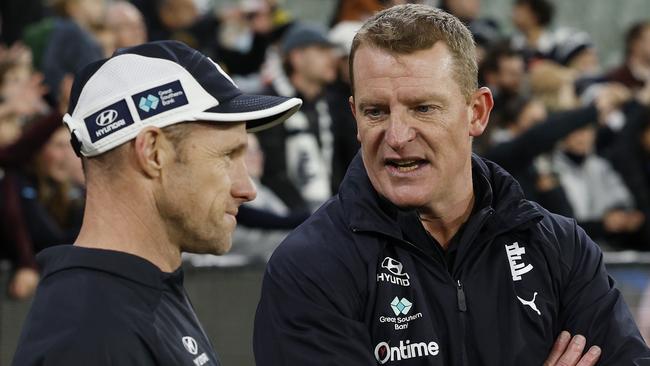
74, 184, 181, 273
291, 74, 323, 101
417, 168, 475, 250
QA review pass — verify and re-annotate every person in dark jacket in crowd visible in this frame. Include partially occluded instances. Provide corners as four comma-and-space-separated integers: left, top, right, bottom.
22, 0, 104, 102
482, 83, 629, 216
604, 88, 650, 248
552, 123, 644, 249
12, 40, 302, 365
256, 23, 339, 211
254, 5, 650, 365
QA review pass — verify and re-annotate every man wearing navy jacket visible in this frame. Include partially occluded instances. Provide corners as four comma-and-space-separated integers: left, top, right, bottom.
12, 41, 301, 365
254, 4, 650, 365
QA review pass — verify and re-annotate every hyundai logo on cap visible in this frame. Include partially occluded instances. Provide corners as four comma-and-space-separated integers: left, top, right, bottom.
95, 109, 118, 126
83, 99, 135, 143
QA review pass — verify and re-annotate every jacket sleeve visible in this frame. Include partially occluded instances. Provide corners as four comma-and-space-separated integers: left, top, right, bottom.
559, 220, 650, 364
484, 105, 598, 173
253, 229, 376, 365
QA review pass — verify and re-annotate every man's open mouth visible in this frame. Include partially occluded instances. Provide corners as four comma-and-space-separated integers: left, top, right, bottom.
385, 159, 429, 173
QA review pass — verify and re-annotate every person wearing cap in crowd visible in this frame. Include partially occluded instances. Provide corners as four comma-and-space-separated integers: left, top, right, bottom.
253, 4, 650, 365
12, 40, 301, 366
256, 23, 340, 212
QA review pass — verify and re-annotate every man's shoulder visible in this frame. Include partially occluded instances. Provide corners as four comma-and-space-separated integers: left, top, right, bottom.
13, 317, 157, 366
14, 268, 159, 365
33, 265, 159, 327
523, 201, 603, 269
280, 198, 353, 247
269, 197, 369, 272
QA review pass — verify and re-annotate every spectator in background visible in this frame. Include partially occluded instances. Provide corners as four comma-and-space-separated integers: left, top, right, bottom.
22, 0, 104, 102
257, 23, 338, 211
329, 0, 385, 26
138, 0, 200, 44
607, 21, 650, 91
549, 29, 603, 99
105, 1, 148, 50
604, 85, 650, 248
552, 123, 645, 249
440, 0, 502, 62
479, 43, 526, 126
4, 126, 84, 299
529, 60, 578, 111
0, 44, 67, 300
328, 21, 362, 191
551, 29, 599, 78
230, 134, 308, 262
511, 0, 555, 63
216, 0, 294, 88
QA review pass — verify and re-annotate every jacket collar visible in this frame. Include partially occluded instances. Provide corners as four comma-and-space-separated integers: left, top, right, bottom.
338, 152, 543, 241
37, 245, 183, 290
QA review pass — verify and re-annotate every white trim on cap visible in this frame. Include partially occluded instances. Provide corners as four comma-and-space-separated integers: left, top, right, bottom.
194, 97, 302, 122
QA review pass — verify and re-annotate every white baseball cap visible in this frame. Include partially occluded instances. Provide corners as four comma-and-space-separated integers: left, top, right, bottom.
63, 40, 302, 157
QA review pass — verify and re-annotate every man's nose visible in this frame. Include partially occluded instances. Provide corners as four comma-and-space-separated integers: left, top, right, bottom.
385, 113, 416, 150
232, 165, 257, 203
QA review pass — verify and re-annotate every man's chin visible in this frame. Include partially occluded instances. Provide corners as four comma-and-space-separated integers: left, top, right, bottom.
182, 238, 232, 256
384, 192, 431, 211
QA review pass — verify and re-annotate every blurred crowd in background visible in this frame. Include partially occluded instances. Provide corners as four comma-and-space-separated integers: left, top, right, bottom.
0, 0, 649, 301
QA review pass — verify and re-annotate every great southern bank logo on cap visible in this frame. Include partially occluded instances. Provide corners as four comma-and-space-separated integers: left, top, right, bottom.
132, 80, 188, 120
84, 99, 134, 143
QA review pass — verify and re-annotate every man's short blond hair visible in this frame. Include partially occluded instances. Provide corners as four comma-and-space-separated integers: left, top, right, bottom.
349, 4, 478, 102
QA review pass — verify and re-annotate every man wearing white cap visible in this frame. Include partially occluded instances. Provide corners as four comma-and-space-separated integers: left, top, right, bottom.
12, 40, 301, 366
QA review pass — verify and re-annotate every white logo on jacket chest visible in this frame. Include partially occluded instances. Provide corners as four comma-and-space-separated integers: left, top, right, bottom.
517, 292, 542, 316
505, 242, 533, 281
377, 257, 411, 287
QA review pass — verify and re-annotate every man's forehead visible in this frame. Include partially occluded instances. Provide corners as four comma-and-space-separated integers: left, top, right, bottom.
353, 43, 455, 79
352, 44, 458, 97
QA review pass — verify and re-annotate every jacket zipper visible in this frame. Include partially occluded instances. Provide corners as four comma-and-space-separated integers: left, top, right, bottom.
457, 279, 469, 366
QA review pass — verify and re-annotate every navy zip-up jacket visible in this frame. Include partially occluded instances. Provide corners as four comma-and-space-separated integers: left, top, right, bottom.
254, 153, 650, 365
13, 245, 220, 366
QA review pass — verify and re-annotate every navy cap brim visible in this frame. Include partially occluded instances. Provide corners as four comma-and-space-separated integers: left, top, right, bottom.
199, 94, 302, 132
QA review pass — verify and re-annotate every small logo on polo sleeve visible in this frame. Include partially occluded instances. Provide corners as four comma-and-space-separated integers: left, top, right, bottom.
182, 336, 198, 355
84, 99, 134, 143
132, 80, 188, 120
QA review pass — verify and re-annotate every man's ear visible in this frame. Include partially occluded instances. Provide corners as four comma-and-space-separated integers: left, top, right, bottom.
469, 87, 494, 137
133, 127, 174, 178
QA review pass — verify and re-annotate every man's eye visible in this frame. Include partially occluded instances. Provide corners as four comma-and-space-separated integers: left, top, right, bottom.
415, 105, 434, 113
364, 108, 383, 118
